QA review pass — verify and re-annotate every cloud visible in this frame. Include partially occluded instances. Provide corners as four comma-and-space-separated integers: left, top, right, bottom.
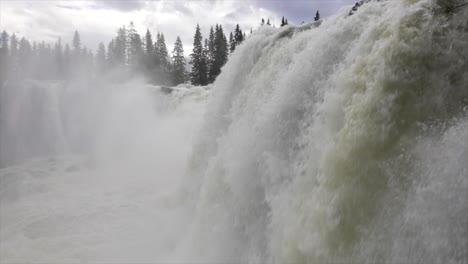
93, 0, 146, 12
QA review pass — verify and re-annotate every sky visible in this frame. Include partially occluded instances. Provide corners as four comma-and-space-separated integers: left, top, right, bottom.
0, 0, 357, 53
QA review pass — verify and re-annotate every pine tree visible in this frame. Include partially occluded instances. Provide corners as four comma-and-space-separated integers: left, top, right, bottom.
229, 32, 235, 53
107, 39, 115, 68
18, 37, 32, 78
207, 26, 216, 83
190, 24, 207, 86
208, 24, 228, 83
315, 10, 321, 21
128, 22, 143, 69
0, 31, 9, 80
127, 22, 142, 67
267, 19, 271, 26
72, 30, 81, 55
234, 24, 244, 46
157, 33, 169, 68
53, 38, 63, 78
63, 44, 71, 78
172, 36, 186, 85
96, 42, 106, 73
114, 26, 127, 66
144, 29, 154, 72
281, 16, 285, 27
261, 18, 265, 25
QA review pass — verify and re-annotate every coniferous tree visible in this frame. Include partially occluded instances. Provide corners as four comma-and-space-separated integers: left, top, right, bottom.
0, 31, 9, 81
144, 29, 154, 72
281, 17, 286, 27
190, 24, 207, 86
63, 44, 71, 78
315, 10, 321, 21
18, 37, 32, 78
157, 33, 169, 69
53, 38, 63, 78
207, 27, 216, 83
114, 26, 127, 66
234, 24, 244, 46
127, 22, 143, 70
229, 32, 235, 53
267, 19, 271, 26
261, 18, 265, 25
172, 36, 186, 85
9, 34, 18, 76
96, 42, 106, 73
72, 30, 81, 55
107, 39, 115, 68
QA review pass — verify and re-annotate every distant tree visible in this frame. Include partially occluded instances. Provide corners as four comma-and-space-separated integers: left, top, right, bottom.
0, 31, 10, 81
315, 10, 321, 21
207, 26, 216, 83
114, 26, 127, 66
172, 36, 186, 85
72, 30, 81, 55
63, 44, 71, 78
106, 39, 115, 68
190, 24, 208, 86
18, 37, 32, 78
281, 16, 286, 27
96, 42, 106, 73
261, 18, 265, 25
53, 38, 64, 78
127, 22, 143, 68
127, 22, 143, 69
285, 19, 289, 25
8, 33, 19, 76
156, 33, 169, 69
267, 19, 271, 26
229, 32, 235, 53
144, 29, 154, 71
234, 24, 244, 46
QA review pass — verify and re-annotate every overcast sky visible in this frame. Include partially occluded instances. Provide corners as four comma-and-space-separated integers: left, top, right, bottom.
0, 0, 357, 52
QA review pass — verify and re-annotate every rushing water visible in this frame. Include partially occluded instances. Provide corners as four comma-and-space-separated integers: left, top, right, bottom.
1, 0, 468, 263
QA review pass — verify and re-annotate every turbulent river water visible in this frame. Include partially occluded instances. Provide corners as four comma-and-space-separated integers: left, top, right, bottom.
1, 0, 468, 263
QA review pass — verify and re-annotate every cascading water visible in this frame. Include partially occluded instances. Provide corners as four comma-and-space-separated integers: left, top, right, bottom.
1, 0, 467, 263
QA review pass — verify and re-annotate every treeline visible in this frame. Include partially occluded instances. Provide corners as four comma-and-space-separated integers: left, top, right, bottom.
0, 22, 247, 86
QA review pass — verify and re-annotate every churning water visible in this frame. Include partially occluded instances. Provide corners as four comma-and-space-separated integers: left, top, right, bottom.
1, 0, 468, 263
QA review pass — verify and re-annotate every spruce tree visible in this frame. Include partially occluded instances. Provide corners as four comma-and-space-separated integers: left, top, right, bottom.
267, 19, 271, 25
127, 22, 143, 69
114, 26, 127, 66
281, 17, 285, 27
207, 26, 216, 83
234, 24, 244, 46
172, 36, 186, 85
190, 24, 207, 86
0, 31, 9, 80
315, 10, 321, 21
229, 32, 235, 53
107, 39, 115, 68
96, 42, 106, 73
63, 44, 71, 78
144, 29, 154, 72
53, 38, 63, 78
18, 37, 32, 78
72, 30, 81, 55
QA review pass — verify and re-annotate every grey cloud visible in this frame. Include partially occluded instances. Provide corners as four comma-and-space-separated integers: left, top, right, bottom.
93, 0, 146, 11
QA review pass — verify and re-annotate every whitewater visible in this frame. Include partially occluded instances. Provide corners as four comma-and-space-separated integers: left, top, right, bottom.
1, 0, 468, 263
